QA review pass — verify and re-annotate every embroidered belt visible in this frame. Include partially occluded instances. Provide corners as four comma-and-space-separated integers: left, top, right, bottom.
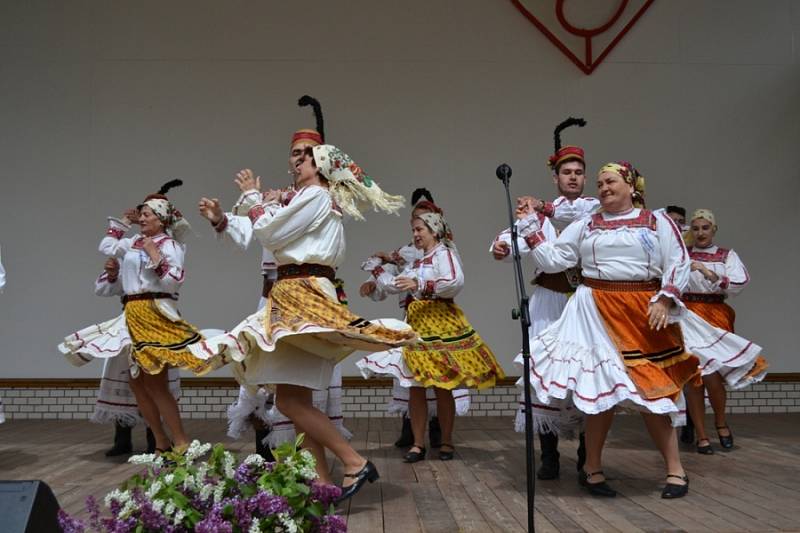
262, 275, 275, 298
582, 278, 661, 292
534, 272, 575, 293
121, 292, 177, 304
682, 292, 726, 303
276, 263, 336, 281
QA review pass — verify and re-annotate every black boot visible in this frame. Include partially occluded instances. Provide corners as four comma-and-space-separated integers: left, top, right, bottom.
145, 427, 157, 454
680, 416, 695, 445
537, 431, 560, 480
576, 432, 586, 472
105, 423, 133, 457
255, 429, 274, 462
429, 417, 442, 449
394, 416, 414, 448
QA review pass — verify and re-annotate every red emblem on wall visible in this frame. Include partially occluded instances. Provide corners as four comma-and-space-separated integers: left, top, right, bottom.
511, 0, 655, 75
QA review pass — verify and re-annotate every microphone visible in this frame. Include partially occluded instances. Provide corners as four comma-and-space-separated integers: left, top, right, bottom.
496, 163, 512, 181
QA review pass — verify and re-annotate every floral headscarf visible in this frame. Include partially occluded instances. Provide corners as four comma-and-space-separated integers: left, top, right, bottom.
312, 144, 405, 220
417, 212, 455, 249
139, 196, 191, 243
598, 161, 646, 208
691, 208, 717, 229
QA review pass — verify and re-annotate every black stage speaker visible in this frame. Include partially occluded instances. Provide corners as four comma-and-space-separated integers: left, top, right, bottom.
0, 480, 60, 532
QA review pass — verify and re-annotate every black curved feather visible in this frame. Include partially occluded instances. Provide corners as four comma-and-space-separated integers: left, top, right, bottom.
298, 95, 325, 142
553, 117, 587, 152
411, 188, 434, 206
158, 179, 183, 195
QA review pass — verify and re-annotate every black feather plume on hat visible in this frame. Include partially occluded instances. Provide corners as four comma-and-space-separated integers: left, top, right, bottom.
158, 179, 183, 195
411, 188, 434, 206
298, 95, 325, 143
553, 117, 586, 152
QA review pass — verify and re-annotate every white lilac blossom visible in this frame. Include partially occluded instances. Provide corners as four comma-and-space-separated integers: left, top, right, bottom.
151, 498, 165, 514
199, 482, 214, 502
223, 451, 236, 478
145, 481, 162, 499
185, 440, 212, 463
104, 488, 129, 508
278, 512, 299, 533
173, 509, 186, 526
244, 454, 265, 467
128, 453, 163, 468
296, 450, 317, 480
119, 499, 137, 519
213, 482, 226, 504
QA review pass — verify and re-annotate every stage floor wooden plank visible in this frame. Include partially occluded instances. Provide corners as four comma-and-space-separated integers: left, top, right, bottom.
1, 414, 799, 532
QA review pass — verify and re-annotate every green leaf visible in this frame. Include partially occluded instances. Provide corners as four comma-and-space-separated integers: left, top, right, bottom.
306, 502, 324, 518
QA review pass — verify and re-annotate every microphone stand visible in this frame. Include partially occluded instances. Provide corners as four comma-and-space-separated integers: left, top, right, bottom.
496, 164, 535, 532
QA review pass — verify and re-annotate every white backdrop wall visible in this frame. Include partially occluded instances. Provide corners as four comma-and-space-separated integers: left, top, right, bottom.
1, 0, 798, 378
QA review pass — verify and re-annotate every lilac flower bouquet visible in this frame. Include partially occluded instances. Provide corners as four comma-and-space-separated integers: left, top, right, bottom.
58, 436, 346, 532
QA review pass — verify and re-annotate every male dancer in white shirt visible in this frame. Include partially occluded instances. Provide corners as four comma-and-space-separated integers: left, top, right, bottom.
491, 118, 598, 479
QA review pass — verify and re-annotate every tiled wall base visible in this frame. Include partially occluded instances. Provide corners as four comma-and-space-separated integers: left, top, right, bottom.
2, 382, 799, 421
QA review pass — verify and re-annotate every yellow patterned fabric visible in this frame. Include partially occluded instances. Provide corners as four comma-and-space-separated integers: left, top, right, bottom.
266, 278, 417, 358
403, 299, 504, 390
124, 299, 212, 376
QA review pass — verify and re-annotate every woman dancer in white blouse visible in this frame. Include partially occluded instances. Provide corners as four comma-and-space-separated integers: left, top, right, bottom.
199, 98, 350, 459
683, 209, 767, 453
360, 189, 471, 449
516, 162, 764, 499
193, 144, 416, 501
61, 182, 222, 454
357, 205, 505, 462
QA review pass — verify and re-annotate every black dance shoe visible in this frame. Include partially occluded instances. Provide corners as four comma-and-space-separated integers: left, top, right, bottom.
576, 432, 587, 472
679, 417, 695, 445
538, 432, 560, 480
394, 416, 414, 448
429, 417, 442, 449
661, 474, 689, 499
438, 444, 455, 461
696, 439, 714, 455
403, 445, 426, 463
336, 461, 380, 504
579, 470, 617, 498
537, 458, 560, 479
717, 426, 734, 449
106, 423, 133, 457
255, 428, 275, 462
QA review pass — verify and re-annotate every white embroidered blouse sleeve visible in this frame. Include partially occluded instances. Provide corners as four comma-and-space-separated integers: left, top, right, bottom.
251, 187, 330, 250
94, 271, 123, 297
98, 218, 134, 258
721, 249, 749, 297
215, 214, 254, 250
145, 239, 186, 293
654, 212, 690, 305
367, 272, 393, 302
420, 248, 464, 299
527, 217, 583, 273
374, 263, 405, 297
546, 197, 599, 231
489, 226, 530, 264
232, 190, 264, 216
